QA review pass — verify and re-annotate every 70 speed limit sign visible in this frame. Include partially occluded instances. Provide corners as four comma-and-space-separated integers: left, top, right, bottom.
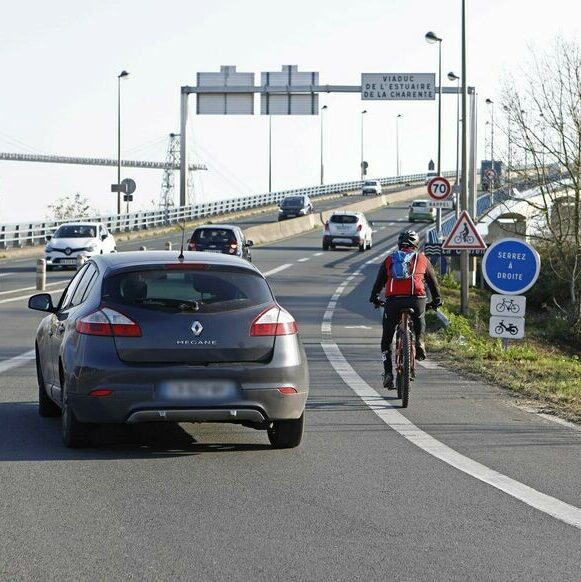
427, 176, 452, 201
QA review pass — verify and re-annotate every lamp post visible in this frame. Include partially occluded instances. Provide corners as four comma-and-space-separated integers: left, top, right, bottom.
504, 105, 511, 191
268, 114, 272, 192
396, 114, 402, 177
320, 105, 328, 185
447, 72, 461, 186
360, 109, 367, 180
117, 70, 129, 215
486, 98, 495, 187
426, 30, 443, 234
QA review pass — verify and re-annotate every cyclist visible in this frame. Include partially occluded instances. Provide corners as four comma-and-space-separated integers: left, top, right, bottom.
369, 229, 442, 389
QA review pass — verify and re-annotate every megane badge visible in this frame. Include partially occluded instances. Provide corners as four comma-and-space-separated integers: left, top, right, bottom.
191, 321, 204, 336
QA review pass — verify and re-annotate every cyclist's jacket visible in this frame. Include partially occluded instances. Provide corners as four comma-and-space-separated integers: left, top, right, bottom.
369, 249, 441, 299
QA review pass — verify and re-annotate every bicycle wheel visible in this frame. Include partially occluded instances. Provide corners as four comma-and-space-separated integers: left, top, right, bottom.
395, 330, 403, 399
400, 324, 411, 408
496, 303, 505, 313
495, 325, 504, 334
509, 303, 520, 314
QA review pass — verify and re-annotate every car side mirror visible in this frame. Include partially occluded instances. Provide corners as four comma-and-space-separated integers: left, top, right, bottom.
46, 235, 52, 241
370, 221, 375, 227
246, 240, 254, 247
101, 234, 108, 241
28, 293, 55, 313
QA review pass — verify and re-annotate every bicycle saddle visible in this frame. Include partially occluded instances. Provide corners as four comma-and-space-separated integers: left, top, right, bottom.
399, 308, 415, 315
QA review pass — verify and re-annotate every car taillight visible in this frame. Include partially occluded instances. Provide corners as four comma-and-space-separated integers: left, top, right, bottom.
76, 308, 142, 337
324, 221, 329, 230
250, 306, 298, 336
357, 224, 363, 231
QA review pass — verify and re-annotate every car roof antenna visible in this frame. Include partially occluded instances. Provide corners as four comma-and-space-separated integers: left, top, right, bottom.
177, 220, 186, 261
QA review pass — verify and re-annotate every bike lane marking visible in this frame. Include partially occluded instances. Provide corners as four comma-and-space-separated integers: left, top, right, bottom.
0, 350, 35, 374
320, 248, 581, 532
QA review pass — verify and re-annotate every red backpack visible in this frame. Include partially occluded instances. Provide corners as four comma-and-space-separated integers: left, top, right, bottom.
384, 251, 430, 297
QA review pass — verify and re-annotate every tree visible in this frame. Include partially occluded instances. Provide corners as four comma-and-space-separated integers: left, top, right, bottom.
47, 193, 96, 221
500, 36, 581, 332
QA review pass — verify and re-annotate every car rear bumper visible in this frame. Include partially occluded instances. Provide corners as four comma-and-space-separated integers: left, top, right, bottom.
65, 336, 309, 424
408, 213, 436, 222
323, 235, 362, 247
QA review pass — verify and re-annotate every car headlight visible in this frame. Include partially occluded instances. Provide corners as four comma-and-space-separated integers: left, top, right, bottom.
45, 244, 53, 252
85, 243, 98, 252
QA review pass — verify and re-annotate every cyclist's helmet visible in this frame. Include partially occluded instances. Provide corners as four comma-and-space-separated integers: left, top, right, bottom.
398, 229, 420, 250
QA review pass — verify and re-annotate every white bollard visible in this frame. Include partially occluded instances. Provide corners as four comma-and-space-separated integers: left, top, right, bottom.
36, 258, 46, 291
139, 245, 147, 251
165, 241, 172, 251
76, 255, 87, 270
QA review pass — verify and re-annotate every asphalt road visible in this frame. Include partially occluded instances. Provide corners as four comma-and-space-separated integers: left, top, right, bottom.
1, 202, 580, 580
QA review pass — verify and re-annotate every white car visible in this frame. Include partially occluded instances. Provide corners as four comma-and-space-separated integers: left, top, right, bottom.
362, 179, 382, 196
322, 211, 373, 252
45, 222, 116, 270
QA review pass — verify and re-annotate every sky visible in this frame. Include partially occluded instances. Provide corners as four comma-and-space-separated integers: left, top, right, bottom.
0, 0, 579, 223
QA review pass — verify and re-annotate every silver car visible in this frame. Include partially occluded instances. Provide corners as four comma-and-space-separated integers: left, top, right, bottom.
29, 251, 308, 448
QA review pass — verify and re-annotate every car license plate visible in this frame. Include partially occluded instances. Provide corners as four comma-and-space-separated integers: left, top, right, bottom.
158, 379, 236, 401
204, 249, 223, 253
61, 259, 77, 265
334, 238, 352, 244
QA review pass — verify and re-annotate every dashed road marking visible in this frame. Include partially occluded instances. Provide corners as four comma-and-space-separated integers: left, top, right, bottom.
263, 264, 293, 277
0, 350, 35, 374
297, 258, 310, 263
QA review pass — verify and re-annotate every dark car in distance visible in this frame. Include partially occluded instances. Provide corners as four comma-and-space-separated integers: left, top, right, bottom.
278, 195, 313, 221
28, 252, 309, 448
187, 225, 253, 261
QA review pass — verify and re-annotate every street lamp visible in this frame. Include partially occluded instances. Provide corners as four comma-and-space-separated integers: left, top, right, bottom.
503, 105, 511, 190
448, 72, 461, 187
396, 114, 402, 177
426, 30, 443, 234
360, 109, 367, 180
117, 70, 129, 215
425, 31, 443, 176
486, 98, 495, 186
320, 105, 328, 185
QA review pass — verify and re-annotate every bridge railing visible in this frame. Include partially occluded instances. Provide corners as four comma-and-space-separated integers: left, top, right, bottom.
0, 171, 454, 249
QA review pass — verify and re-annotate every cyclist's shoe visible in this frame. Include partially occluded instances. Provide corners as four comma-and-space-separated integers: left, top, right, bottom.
411, 368, 416, 381
415, 341, 427, 361
382, 372, 395, 390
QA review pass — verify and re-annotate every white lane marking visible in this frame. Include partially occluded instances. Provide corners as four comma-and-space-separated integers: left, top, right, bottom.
321, 342, 581, 530
263, 264, 293, 277
297, 258, 310, 263
0, 280, 66, 296
320, 248, 581, 531
313, 252, 324, 257
0, 350, 35, 374
379, 226, 386, 230
0, 286, 67, 305
0, 272, 15, 278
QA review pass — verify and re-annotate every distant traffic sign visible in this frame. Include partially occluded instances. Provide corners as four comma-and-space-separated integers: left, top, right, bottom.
361, 73, 435, 100
482, 238, 541, 294
427, 176, 451, 200
442, 211, 486, 250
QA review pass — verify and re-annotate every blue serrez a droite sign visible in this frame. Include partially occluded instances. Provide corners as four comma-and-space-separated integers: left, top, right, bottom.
482, 238, 541, 295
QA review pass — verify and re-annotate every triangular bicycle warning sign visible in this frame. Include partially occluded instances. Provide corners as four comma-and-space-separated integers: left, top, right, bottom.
442, 210, 487, 250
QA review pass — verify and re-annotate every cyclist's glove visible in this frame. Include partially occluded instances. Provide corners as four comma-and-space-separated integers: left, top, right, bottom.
428, 297, 443, 310
370, 297, 382, 309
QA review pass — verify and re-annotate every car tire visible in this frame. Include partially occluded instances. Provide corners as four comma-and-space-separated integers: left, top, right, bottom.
61, 385, 90, 448
268, 413, 304, 449
359, 242, 365, 252
330, 244, 336, 250
46, 265, 54, 271
36, 348, 60, 417
322, 243, 329, 251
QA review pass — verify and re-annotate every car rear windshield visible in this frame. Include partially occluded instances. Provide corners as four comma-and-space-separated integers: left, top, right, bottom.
192, 228, 236, 244
102, 266, 273, 313
364, 181, 378, 186
54, 225, 96, 238
330, 214, 358, 224
412, 201, 428, 208
281, 197, 303, 207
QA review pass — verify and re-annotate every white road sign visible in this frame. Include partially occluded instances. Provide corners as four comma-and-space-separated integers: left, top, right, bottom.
361, 73, 435, 100
490, 294, 526, 316
427, 200, 454, 209
427, 176, 451, 200
489, 315, 525, 339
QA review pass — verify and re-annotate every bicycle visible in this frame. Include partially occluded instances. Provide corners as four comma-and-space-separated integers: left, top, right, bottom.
495, 297, 520, 313
375, 301, 417, 408
453, 233, 475, 244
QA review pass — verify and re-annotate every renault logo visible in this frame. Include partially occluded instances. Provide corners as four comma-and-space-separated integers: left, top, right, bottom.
65, 248, 72, 256
191, 321, 203, 336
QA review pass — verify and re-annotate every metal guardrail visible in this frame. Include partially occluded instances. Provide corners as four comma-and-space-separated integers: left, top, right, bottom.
0, 171, 455, 250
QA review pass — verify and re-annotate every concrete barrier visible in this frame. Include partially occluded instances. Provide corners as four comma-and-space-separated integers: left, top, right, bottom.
245, 185, 427, 246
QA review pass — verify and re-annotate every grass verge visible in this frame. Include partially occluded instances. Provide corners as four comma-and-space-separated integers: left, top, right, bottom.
426, 276, 581, 424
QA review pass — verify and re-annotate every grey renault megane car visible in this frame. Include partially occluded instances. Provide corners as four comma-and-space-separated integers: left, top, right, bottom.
28, 251, 309, 448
